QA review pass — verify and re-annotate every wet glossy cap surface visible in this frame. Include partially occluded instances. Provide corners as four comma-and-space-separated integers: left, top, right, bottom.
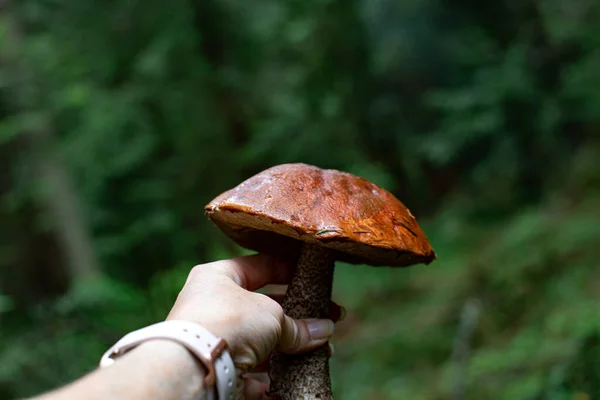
205, 163, 436, 266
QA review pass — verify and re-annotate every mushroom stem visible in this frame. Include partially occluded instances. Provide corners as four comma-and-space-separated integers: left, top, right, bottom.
269, 243, 336, 399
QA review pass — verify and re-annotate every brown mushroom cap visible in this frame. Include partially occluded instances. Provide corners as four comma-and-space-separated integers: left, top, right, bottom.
205, 163, 436, 266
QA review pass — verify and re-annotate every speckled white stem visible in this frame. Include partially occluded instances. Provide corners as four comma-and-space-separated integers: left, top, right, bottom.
268, 243, 335, 399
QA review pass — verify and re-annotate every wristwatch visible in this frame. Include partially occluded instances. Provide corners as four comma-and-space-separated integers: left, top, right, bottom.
99, 320, 236, 400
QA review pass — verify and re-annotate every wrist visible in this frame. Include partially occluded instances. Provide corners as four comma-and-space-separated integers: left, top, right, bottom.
136, 339, 207, 374
130, 340, 207, 397
100, 320, 237, 400
47, 339, 208, 400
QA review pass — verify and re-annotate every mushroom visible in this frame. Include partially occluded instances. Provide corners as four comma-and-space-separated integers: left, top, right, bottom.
205, 163, 436, 400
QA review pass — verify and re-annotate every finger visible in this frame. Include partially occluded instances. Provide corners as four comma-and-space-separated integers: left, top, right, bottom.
200, 254, 296, 291
251, 358, 270, 373
264, 294, 347, 322
278, 316, 334, 354
244, 378, 271, 400
263, 293, 286, 303
331, 303, 346, 323
244, 372, 270, 384
250, 343, 335, 373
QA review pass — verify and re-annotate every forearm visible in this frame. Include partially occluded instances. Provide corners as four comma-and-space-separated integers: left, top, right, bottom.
32, 340, 208, 400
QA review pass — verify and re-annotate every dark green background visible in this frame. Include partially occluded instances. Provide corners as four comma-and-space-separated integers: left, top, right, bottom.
1, 0, 599, 399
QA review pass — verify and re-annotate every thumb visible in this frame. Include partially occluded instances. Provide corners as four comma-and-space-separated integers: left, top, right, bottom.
278, 316, 335, 354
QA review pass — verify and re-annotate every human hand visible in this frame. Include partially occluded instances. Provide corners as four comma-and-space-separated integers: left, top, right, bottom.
167, 254, 343, 399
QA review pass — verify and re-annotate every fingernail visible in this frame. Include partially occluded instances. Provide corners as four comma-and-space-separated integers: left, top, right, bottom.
306, 319, 335, 340
328, 343, 335, 357
339, 306, 347, 321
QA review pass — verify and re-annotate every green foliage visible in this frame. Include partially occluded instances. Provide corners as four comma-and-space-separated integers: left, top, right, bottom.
331, 187, 600, 400
1, 0, 600, 398
0, 293, 12, 314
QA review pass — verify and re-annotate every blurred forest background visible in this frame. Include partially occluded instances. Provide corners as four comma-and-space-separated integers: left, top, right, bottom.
1, 0, 600, 399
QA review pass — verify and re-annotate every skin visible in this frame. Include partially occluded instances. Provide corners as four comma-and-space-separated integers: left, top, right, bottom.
26, 254, 342, 400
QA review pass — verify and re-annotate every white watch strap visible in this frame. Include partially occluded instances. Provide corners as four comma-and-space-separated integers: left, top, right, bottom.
99, 320, 236, 400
